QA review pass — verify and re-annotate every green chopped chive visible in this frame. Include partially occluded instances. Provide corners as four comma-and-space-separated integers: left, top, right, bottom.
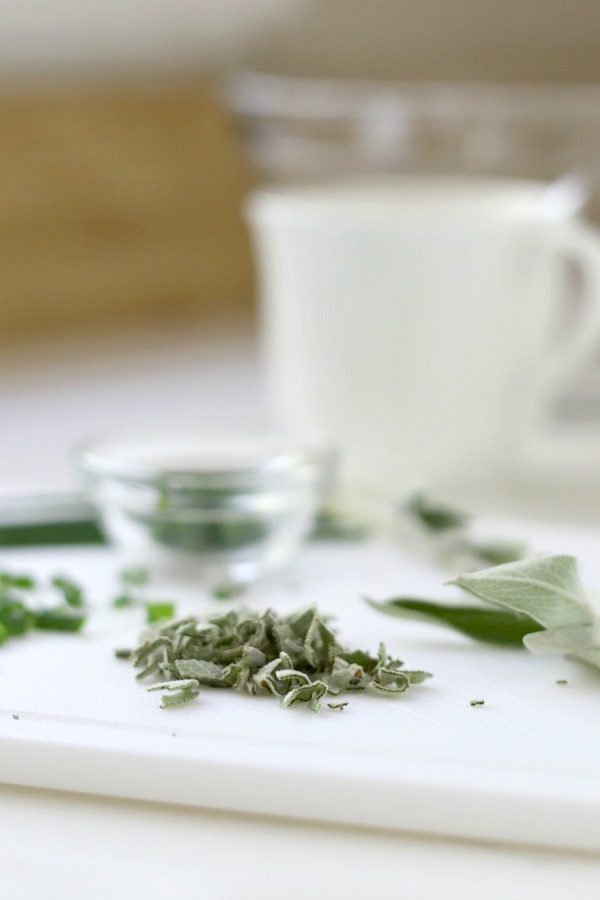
32, 608, 86, 632
51, 575, 85, 607
0, 573, 35, 590
120, 567, 149, 587
0, 520, 104, 546
146, 601, 176, 623
0, 570, 86, 644
0, 599, 34, 636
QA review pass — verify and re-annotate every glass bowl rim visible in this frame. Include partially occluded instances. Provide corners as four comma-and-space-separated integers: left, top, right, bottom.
74, 428, 336, 491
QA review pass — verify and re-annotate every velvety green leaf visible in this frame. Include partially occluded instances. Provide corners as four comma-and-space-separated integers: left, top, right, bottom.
404, 492, 470, 533
367, 597, 542, 645
523, 625, 596, 655
451, 555, 593, 629
174, 659, 225, 685
572, 646, 600, 669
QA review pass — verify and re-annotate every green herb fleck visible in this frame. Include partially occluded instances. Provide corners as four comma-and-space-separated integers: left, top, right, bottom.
469, 698, 485, 706
112, 566, 151, 610
327, 701, 349, 711
120, 567, 149, 587
112, 594, 137, 609
211, 581, 246, 601
310, 506, 370, 541
556, 679, 568, 685
51, 575, 85, 607
146, 601, 176, 623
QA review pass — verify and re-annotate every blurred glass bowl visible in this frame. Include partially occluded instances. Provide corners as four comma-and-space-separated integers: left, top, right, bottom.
227, 72, 600, 220
77, 427, 334, 585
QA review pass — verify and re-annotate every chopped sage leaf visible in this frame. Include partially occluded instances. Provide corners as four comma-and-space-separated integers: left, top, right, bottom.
556, 679, 568, 685
122, 605, 431, 713
327, 701, 349, 711
469, 699, 485, 706
147, 679, 201, 709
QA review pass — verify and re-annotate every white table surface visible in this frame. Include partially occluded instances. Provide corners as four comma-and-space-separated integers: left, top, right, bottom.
3, 318, 600, 900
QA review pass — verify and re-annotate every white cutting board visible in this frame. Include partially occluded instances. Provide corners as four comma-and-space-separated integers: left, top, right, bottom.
1, 521, 600, 853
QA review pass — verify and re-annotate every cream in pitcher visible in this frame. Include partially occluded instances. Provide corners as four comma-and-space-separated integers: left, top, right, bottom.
247, 177, 600, 496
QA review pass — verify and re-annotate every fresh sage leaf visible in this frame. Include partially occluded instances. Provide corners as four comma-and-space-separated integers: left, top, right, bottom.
397, 491, 526, 572
451, 555, 593, 629
522, 625, 596, 655
403, 492, 470, 533
369, 554, 600, 676
367, 597, 543, 645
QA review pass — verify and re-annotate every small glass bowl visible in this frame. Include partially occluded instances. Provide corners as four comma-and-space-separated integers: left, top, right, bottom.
76, 427, 334, 585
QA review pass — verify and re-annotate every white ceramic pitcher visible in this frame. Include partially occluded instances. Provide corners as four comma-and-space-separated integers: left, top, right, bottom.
247, 177, 600, 497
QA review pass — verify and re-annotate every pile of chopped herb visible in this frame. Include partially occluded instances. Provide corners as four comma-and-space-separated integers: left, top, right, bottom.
118, 605, 431, 712
0, 571, 86, 645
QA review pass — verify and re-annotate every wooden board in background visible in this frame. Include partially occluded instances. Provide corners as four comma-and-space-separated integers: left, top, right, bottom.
0, 80, 256, 337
